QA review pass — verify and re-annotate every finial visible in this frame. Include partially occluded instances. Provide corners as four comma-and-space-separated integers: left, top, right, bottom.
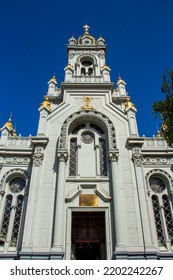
48, 74, 57, 84
156, 130, 161, 137
83, 24, 90, 35
39, 97, 51, 111
13, 123, 17, 137
125, 97, 136, 111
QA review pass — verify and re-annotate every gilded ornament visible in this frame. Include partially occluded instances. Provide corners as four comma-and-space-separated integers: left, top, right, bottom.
125, 97, 136, 111
39, 97, 51, 110
81, 96, 96, 110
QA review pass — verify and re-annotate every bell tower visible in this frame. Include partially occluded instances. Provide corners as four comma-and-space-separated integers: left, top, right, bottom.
64, 25, 110, 83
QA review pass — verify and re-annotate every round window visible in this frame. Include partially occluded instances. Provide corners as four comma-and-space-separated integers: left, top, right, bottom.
149, 177, 165, 193
9, 177, 26, 193
81, 131, 94, 144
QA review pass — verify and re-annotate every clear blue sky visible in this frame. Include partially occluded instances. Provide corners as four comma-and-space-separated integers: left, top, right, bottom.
0, 0, 173, 137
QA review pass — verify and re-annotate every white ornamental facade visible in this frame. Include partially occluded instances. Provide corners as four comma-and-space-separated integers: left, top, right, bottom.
0, 26, 173, 260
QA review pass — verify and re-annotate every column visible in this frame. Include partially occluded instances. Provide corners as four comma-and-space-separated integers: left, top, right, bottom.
109, 150, 124, 248
52, 149, 68, 252
22, 144, 45, 251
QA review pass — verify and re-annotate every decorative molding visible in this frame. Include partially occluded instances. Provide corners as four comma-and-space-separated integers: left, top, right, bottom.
4, 157, 31, 165
133, 156, 173, 165
132, 147, 173, 165
59, 110, 117, 150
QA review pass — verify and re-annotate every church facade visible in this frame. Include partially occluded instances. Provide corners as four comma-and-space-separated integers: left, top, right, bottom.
0, 26, 173, 260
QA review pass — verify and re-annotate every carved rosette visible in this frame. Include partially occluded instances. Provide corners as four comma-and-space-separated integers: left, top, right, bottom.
32, 146, 44, 166
57, 149, 68, 162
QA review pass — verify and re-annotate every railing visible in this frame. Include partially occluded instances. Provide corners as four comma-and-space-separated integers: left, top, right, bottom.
7, 137, 32, 148
142, 137, 168, 148
72, 75, 103, 83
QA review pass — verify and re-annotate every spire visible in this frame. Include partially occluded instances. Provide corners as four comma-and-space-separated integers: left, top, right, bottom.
83, 24, 90, 35
48, 74, 57, 85
47, 74, 58, 95
117, 74, 126, 85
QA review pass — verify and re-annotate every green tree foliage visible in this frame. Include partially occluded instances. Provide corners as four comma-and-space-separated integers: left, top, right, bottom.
152, 70, 173, 146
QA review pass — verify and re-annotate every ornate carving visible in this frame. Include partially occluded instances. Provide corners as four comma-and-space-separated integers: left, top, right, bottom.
133, 156, 173, 165
108, 150, 119, 162
32, 146, 44, 166
4, 157, 31, 165
57, 149, 68, 162
132, 147, 142, 163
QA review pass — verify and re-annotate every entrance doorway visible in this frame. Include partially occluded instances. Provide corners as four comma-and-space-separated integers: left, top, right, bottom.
71, 211, 106, 260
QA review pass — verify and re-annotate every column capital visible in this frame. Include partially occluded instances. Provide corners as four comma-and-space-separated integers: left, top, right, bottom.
57, 149, 68, 162
32, 146, 44, 166
108, 149, 119, 162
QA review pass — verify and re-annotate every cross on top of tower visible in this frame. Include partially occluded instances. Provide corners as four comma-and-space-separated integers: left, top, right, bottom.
83, 24, 90, 35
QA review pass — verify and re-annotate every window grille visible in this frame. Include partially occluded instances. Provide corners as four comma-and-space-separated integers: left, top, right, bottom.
99, 139, 107, 176
69, 138, 77, 176
162, 194, 173, 245
0, 195, 12, 246
151, 195, 166, 247
10, 195, 24, 247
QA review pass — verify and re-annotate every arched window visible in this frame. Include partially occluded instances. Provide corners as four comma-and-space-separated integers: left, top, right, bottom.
68, 123, 107, 177
80, 59, 94, 76
149, 175, 173, 250
0, 174, 27, 250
